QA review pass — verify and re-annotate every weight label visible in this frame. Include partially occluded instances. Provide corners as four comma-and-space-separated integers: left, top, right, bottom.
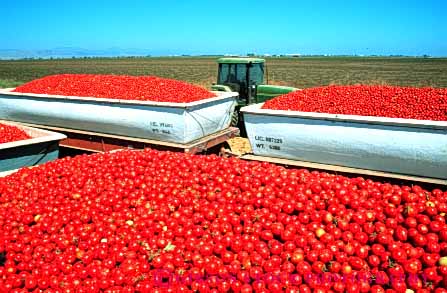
253, 135, 284, 151
149, 121, 174, 135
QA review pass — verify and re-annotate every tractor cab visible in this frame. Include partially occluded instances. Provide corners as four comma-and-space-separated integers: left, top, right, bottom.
212, 57, 297, 107
212, 57, 297, 131
213, 57, 265, 106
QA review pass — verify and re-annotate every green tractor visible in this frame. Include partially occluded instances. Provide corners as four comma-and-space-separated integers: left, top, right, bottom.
211, 57, 297, 129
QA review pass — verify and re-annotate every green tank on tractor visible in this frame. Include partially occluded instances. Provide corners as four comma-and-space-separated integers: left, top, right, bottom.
211, 57, 297, 129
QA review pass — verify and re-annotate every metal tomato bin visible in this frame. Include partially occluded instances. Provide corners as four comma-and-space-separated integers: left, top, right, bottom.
0, 89, 238, 144
241, 103, 447, 180
0, 121, 66, 172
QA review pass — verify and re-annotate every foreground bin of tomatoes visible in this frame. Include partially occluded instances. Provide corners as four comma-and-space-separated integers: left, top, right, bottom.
0, 149, 446, 292
242, 85, 447, 180
0, 121, 66, 173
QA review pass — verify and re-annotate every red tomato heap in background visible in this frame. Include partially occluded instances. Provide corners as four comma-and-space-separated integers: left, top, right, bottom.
13, 74, 217, 103
0, 123, 31, 144
0, 149, 446, 292
262, 85, 447, 121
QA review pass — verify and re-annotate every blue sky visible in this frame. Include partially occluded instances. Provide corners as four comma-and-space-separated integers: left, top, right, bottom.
1, 0, 446, 56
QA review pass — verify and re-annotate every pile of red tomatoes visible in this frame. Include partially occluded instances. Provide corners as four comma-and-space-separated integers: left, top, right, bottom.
0, 123, 31, 144
0, 149, 446, 292
262, 85, 447, 121
13, 74, 216, 103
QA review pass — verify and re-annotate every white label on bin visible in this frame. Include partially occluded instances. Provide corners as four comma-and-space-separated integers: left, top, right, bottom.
149, 121, 175, 135
253, 135, 284, 151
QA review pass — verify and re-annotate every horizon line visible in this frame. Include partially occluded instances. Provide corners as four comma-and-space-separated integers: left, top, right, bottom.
1, 54, 446, 61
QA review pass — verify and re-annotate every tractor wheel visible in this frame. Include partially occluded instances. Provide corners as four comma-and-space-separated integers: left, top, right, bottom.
230, 111, 239, 127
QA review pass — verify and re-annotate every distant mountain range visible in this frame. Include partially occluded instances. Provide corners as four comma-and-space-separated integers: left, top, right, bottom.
0, 47, 154, 59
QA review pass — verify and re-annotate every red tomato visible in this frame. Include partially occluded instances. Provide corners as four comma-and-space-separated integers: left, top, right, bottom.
0, 123, 31, 143
263, 85, 447, 121
0, 148, 445, 291
13, 74, 216, 103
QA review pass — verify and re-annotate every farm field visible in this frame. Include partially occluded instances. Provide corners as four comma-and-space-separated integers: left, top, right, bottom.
0, 56, 447, 89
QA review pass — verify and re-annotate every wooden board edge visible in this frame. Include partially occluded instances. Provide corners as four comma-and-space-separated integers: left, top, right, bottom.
241, 154, 447, 186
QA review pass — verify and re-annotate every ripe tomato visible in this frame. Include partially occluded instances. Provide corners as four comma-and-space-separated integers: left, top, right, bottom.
0, 148, 446, 292
14, 74, 216, 103
0, 123, 31, 143
263, 85, 447, 121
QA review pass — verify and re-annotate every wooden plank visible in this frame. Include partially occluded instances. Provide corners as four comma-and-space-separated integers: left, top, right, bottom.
242, 154, 447, 186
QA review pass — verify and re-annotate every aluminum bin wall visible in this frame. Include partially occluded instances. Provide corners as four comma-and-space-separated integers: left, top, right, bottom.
0, 90, 238, 144
241, 103, 447, 179
0, 120, 66, 172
